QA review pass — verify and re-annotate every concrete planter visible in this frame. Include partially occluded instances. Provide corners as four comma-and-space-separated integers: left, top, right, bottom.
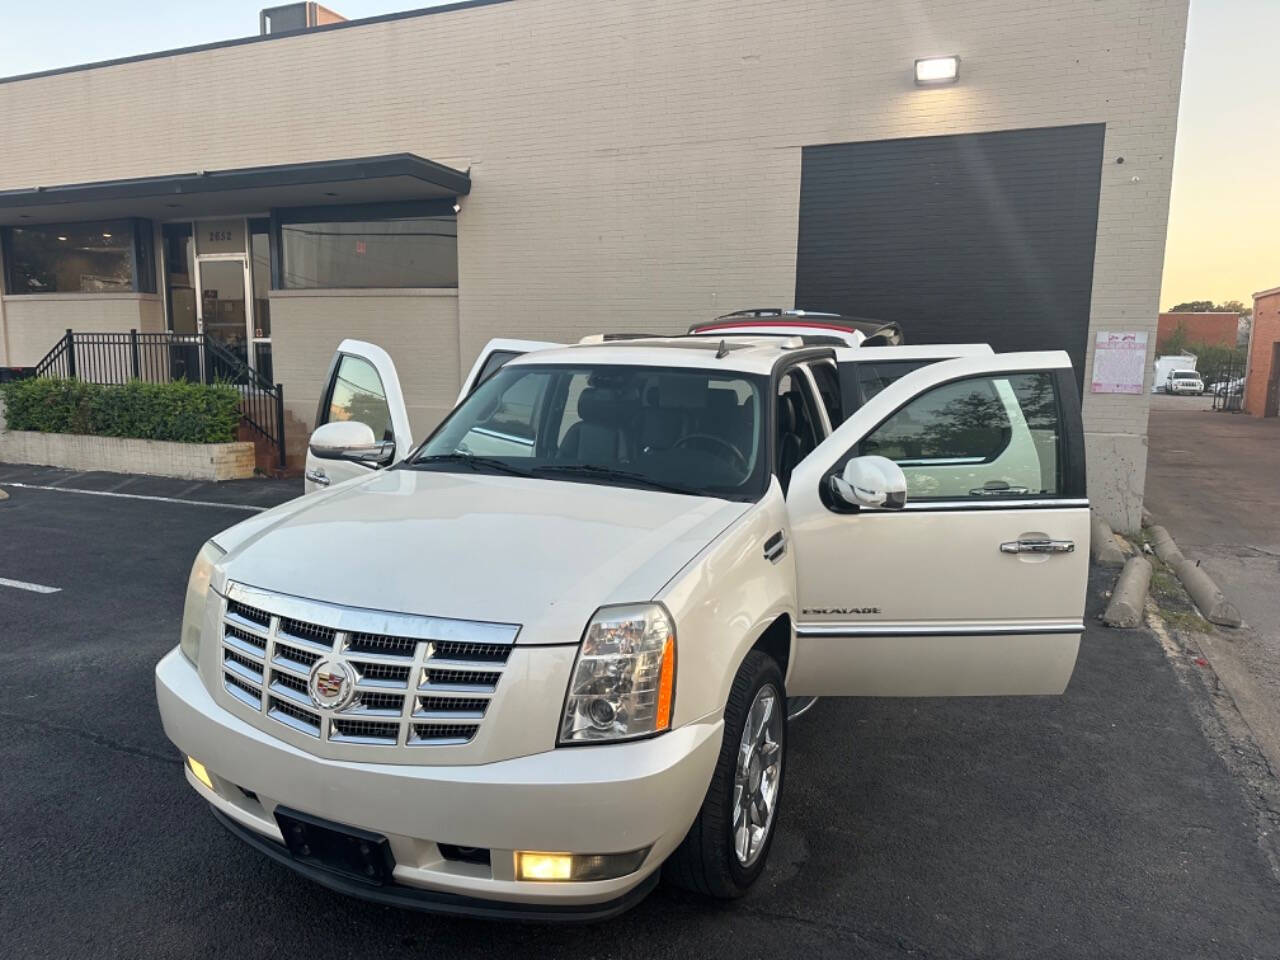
0, 429, 255, 481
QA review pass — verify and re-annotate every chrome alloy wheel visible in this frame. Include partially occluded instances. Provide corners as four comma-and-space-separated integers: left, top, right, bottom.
732, 683, 783, 866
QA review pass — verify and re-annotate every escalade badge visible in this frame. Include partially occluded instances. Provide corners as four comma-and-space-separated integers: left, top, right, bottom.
307, 659, 356, 710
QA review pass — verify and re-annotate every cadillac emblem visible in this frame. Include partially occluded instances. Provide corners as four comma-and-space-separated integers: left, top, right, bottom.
307, 658, 355, 710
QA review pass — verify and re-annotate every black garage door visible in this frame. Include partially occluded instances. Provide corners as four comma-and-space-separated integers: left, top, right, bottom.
795, 124, 1105, 386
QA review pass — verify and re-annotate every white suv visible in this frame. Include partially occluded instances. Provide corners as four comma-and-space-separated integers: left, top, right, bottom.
1165, 370, 1205, 395
156, 330, 1089, 920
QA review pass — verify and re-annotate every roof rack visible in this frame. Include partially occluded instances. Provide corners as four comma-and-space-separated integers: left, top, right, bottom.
689, 308, 905, 346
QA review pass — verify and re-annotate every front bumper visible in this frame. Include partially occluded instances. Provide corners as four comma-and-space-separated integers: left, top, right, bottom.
155, 648, 721, 912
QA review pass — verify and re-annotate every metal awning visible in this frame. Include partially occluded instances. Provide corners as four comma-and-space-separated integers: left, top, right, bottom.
0, 154, 470, 226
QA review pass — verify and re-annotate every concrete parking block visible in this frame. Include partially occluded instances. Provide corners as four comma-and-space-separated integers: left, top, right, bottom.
1103, 556, 1153, 628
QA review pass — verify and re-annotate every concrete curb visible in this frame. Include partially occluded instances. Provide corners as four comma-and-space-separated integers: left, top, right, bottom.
1146, 524, 1243, 628
1090, 511, 1127, 567
1147, 525, 1186, 567
1175, 560, 1244, 628
1103, 556, 1152, 628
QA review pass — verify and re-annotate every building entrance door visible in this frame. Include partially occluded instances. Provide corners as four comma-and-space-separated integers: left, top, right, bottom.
197, 257, 252, 369
188, 218, 272, 381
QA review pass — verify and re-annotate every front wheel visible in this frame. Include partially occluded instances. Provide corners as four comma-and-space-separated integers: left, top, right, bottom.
664, 651, 786, 898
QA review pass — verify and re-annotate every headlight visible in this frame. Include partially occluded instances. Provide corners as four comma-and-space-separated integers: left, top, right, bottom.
180, 541, 225, 665
558, 603, 676, 744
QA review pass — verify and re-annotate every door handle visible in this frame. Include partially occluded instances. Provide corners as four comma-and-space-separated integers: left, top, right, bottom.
1000, 538, 1074, 555
305, 468, 330, 487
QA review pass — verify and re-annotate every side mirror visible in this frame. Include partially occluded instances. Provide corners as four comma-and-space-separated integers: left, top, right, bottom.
830, 455, 908, 510
309, 420, 395, 466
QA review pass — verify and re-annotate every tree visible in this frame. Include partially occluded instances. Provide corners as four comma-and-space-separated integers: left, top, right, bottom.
1168, 299, 1252, 320
1160, 319, 1189, 355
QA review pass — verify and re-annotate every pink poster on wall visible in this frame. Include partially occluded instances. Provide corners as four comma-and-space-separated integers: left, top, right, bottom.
1091, 331, 1148, 394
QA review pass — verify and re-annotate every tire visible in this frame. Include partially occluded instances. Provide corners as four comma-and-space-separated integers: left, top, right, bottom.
664, 650, 786, 899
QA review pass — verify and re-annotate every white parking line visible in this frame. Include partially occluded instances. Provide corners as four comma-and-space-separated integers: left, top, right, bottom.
0, 577, 61, 594
0, 481, 268, 512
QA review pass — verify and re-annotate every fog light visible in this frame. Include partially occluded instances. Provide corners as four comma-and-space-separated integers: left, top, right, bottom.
515, 852, 573, 881
514, 848, 650, 882
187, 756, 214, 791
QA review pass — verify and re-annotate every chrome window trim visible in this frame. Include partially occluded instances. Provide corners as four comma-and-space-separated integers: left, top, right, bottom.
796, 621, 1085, 638
856, 497, 1092, 513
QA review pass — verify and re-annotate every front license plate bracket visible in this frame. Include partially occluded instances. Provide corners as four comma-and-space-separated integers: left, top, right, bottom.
274, 807, 396, 886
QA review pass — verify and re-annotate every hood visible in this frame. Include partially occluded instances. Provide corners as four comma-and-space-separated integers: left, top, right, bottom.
213, 468, 750, 644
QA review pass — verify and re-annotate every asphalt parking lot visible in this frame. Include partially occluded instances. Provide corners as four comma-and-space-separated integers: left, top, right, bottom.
3, 465, 1280, 959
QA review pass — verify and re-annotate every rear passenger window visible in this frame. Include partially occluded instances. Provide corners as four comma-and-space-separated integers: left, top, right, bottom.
859, 372, 1062, 500
854, 360, 931, 405
326, 354, 392, 442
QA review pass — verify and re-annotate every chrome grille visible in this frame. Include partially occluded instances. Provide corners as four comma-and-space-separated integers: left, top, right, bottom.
218, 583, 518, 749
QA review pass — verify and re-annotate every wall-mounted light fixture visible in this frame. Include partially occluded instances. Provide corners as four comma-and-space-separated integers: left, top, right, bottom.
452, 201, 461, 214
915, 56, 960, 85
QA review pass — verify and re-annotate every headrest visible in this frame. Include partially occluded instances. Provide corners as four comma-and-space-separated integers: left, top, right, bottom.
578, 387, 626, 426
645, 375, 704, 411
706, 389, 738, 413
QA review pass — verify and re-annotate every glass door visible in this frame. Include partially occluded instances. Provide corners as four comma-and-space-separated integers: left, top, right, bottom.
191, 218, 264, 383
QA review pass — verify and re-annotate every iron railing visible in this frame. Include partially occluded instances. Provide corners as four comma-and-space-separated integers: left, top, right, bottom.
1210, 352, 1247, 413
33, 329, 286, 466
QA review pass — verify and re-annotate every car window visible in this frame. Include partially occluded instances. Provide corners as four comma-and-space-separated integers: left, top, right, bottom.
472, 349, 521, 392
854, 359, 933, 405
456, 370, 548, 457
326, 354, 393, 442
860, 372, 1063, 500
416, 364, 769, 501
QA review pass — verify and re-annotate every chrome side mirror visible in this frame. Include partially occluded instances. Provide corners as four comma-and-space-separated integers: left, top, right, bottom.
309, 420, 395, 466
830, 455, 908, 510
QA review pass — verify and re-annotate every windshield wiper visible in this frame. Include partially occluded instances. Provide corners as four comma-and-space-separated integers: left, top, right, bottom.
532, 463, 701, 496
411, 453, 534, 478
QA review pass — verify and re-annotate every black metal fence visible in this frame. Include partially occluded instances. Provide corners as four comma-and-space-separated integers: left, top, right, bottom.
33, 329, 286, 466
1211, 352, 1247, 413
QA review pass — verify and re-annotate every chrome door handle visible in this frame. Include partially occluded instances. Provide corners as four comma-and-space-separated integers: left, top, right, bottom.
305, 468, 330, 487
1000, 538, 1074, 555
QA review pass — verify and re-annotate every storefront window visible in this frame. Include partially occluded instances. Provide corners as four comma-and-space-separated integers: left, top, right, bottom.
279, 212, 457, 289
163, 223, 197, 334
2, 219, 154, 294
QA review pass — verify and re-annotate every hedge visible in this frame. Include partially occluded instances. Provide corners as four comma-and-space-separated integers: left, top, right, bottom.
0, 378, 241, 444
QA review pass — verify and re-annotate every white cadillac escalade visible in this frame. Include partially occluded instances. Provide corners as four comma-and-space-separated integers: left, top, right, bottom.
155, 318, 1089, 920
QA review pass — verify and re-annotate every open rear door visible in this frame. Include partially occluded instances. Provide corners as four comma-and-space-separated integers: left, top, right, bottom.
456, 338, 562, 405
304, 340, 412, 494
785, 351, 1089, 697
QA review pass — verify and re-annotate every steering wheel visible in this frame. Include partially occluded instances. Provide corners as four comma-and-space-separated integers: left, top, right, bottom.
673, 433, 749, 473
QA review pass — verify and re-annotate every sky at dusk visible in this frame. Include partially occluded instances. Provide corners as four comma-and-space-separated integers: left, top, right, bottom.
0, 0, 1274, 310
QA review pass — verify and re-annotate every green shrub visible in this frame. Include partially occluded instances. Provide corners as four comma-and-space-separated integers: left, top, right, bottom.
0, 378, 241, 444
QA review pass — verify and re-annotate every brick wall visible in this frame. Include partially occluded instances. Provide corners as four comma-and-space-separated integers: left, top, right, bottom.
0, 0, 1191, 529
1156, 312, 1239, 351
1244, 289, 1280, 417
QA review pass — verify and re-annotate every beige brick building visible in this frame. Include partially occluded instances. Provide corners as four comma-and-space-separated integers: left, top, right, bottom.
0, 0, 1189, 530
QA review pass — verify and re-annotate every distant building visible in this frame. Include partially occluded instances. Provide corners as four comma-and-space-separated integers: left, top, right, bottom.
1156, 312, 1239, 351
1244, 288, 1280, 417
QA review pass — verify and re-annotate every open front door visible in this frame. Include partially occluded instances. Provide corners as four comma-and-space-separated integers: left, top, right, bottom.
456, 338, 562, 405
304, 340, 413, 494
785, 351, 1089, 696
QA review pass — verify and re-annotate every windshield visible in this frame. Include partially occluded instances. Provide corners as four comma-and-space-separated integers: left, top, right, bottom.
410, 364, 768, 500
1173, 371, 1199, 379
